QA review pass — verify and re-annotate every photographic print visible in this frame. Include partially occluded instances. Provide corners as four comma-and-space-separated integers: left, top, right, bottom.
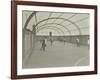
22, 11, 90, 69
11, 1, 97, 79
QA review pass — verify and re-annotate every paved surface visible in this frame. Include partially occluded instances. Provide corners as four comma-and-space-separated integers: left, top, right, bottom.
23, 41, 89, 69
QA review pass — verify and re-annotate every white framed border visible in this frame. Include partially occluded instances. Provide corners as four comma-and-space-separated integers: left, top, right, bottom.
17, 5, 95, 75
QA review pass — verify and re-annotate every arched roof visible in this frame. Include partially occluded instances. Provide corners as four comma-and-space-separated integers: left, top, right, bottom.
22, 11, 89, 36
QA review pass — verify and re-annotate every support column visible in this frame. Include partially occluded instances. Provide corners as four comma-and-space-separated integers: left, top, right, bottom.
32, 25, 36, 52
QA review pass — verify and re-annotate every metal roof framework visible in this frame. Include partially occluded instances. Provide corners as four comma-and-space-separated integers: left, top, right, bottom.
23, 11, 89, 36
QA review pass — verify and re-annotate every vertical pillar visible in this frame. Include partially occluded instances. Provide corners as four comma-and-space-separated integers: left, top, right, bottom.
33, 25, 36, 35
49, 32, 52, 39
32, 25, 36, 52
49, 32, 53, 45
49, 32, 52, 37
30, 31, 32, 54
